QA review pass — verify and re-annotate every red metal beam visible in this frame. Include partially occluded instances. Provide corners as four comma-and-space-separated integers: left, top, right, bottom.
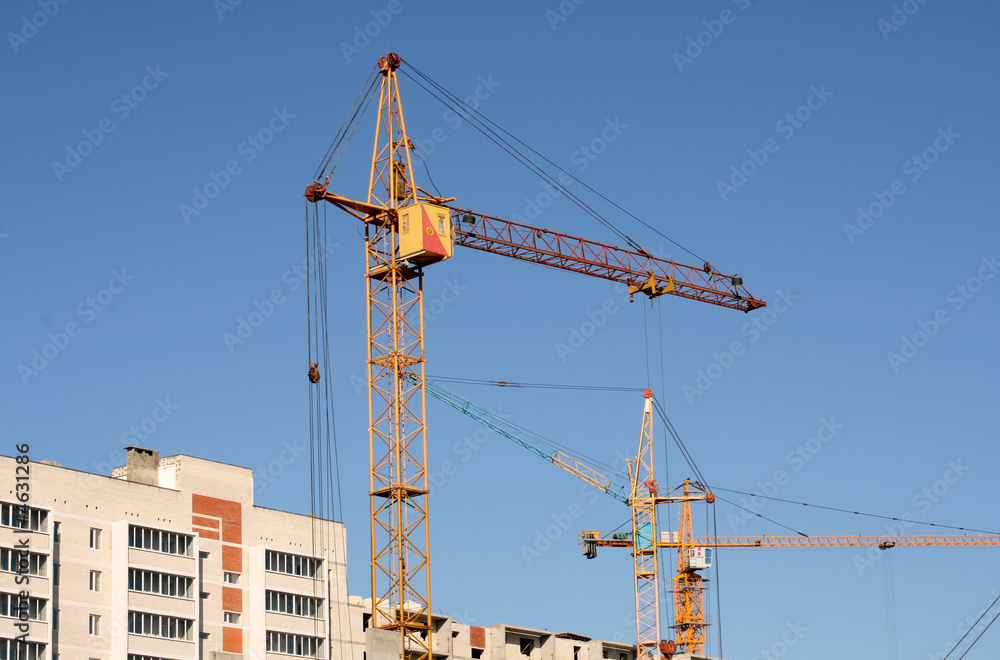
445, 205, 766, 313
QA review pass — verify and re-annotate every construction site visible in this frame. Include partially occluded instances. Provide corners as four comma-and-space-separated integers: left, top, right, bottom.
4, 4, 1000, 660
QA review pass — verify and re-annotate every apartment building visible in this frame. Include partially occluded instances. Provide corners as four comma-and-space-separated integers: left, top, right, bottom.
0, 448, 638, 660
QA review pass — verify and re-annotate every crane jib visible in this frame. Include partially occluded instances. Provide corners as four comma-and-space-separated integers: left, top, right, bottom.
444, 205, 766, 313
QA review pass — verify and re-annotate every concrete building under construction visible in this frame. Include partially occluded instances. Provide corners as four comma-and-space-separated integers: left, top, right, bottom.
0, 448, 641, 660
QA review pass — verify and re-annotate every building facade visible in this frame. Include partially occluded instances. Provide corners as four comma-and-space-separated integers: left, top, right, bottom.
0, 448, 636, 660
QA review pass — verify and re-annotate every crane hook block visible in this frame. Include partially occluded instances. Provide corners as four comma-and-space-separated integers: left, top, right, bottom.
308, 363, 321, 384
628, 274, 674, 302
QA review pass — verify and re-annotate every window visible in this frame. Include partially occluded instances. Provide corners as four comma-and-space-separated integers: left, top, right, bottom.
53, 564, 59, 585
128, 611, 194, 641
265, 550, 321, 577
200, 632, 210, 640
265, 590, 323, 618
89, 570, 101, 592
362, 613, 371, 631
0, 547, 47, 577
128, 568, 194, 599
472, 650, 483, 659
53, 608, 59, 631
520, 638, 534, 656
200, 592, 209, 600
400, 213, 409, 234
128, 525, 193, 557
224, 612, 241, 624
53, 521, 60, 543
0, 502, 47, 531
89, 614, 101, 635
0, 640, 45, 660
437, 214, 446, 235
573, 646, 581, 660
89, 528, 101, 549
0, 592, 46, 621
266, 631, 323, 658
223, 572, 240, 585
129, 656, 176, 660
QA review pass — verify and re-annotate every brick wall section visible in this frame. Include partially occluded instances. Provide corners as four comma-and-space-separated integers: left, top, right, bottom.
470, 626, 486, 648
193, 493, 243, 652
192, 493, 242, 543
223, 586, 243, 613
223, 626, 243, 653
192, 515, 219, 529
222, 544, 242, 572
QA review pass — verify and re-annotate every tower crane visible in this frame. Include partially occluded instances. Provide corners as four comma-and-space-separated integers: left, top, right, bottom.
303, 53, 766, 660
415, 378, 1000, 657
415, 376, 672, 660
582, 479, 1000, 656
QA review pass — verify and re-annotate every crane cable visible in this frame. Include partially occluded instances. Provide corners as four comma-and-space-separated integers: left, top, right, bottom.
943, 591, 1000, 660
707, 486, 1000, 535
306, 198, 352, 658
312, 66, 380, 182
425, 374, 644, 393
398, 62, 646, 254
650, 399, 708, 489
711, 493, 810, 536
882, 546, 898, 660
400, 59, 708, 266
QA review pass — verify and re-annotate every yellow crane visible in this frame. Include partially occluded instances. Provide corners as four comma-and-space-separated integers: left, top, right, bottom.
304, 53, 766, 660
417, 378, 671, 660
415, 377, 1000, 657
582, 479, 1000, 656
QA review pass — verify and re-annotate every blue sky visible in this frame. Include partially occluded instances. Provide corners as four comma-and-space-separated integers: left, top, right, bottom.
2, 1, 999, 658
